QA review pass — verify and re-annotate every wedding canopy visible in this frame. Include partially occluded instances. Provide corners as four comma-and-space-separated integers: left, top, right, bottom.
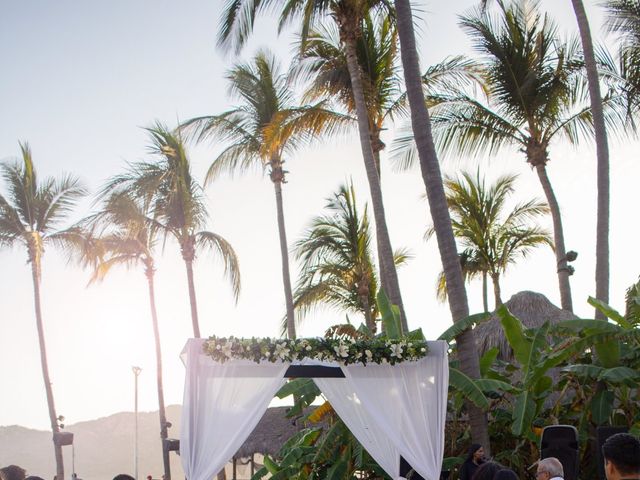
180, 338, 449, 480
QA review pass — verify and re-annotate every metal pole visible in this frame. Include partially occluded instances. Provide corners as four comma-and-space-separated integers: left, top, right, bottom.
132, 366, 142, 480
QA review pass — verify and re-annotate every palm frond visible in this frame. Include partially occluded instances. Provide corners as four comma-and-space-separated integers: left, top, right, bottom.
195, 231, 241, 301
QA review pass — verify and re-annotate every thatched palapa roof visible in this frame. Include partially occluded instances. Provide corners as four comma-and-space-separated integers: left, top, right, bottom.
473, 290, 578, 360
234, 406, 309, 458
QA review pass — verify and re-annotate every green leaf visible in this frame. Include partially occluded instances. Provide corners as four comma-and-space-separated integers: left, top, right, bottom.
438, 312, 489, 343
498, 305, 531, 367
511, 391, 536, 436
263, 454, 281, 474
599, 366, 640, 386
479, 347, 499, 376
377, 289, 402, 339
562, 364, 604, 379
533, 375, 552, 396
591, 390, 614, 425
588, 296, 630, 328
475, 378, 517, 393
442, 457, 464, 471
594, 340, 621, 369
406, 327, 426, 341
325, 457, 349, 480
523, 322, 549, 385
449, 367, 490, 409
555, 319, 622, 335
276, 378, 321, 400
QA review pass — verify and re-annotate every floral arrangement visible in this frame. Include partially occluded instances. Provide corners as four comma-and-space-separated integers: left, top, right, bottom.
203, 336, 429, 365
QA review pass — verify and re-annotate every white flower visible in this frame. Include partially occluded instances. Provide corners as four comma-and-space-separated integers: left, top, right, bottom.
390, 343, 403, 358
306, 345, 312, 351
275, 343, 290, 360
408, 343, 413, 348
356, 352, 363, 359
221, 343, 233, 358
265, 351, 271, 357
334, 343, 349, 358
381, 358, 388, 364
365, 350, 373, 361
420, 347, 426, 353
216, 344, 221, 350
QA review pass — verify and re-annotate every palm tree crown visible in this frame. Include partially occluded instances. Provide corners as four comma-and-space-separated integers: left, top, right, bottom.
430, 170, 552, 309
291, 182, 408, 332
101, 123, 240, 337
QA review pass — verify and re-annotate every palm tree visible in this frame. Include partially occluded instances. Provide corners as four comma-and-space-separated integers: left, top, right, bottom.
217, 0, 409, 333
391, 0, 491, 453
101, 123, 240, 338
0, 143, 86, 480
429, 171, 552, 310
396, 1, 613, 312
569, 0, 610, 321
605, 0, 640, 112
181, 51, 347, 339
80, 192, 172, 479
291, 182, 409, 333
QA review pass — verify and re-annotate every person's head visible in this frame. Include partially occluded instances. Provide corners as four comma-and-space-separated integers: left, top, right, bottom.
113, 475, 135, 480
536, 457, 564, 479
466, 443, 485, 462
472, 461, 503, 480
602, 433, 640, 479
25, 477, 45, 480
0, 466, 26, 480
493, 469, 518, 480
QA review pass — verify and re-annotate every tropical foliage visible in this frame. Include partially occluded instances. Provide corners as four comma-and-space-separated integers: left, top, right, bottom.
290, 182, 409, 333
430, 170, 552, 310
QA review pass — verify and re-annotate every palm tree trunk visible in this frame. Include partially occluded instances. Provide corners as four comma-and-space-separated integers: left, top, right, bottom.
341, 30, 408, 334
30, 258, 64, 480
146, 266, 171, 480
182, 238, 201, 337
482, 271, 488, 313
271, 164, 296, 339
393, 0, 490, 454
491, 273, 502, 308
534, 164, 573, 312
570, 0, 609, 320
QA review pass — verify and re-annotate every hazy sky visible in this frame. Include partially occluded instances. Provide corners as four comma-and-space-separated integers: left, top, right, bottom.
0, 0, 637, 442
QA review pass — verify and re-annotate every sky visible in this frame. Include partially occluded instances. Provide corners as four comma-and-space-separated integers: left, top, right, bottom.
0, 0, 638, 440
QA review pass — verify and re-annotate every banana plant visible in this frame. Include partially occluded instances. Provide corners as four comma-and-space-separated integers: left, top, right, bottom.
553, 294, 640, 428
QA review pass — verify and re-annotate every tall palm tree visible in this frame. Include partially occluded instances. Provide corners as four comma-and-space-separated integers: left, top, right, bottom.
290, 182, 409, 333
80, 192, 172, 480
0, 143, 86, 480
569, 0, 610, 321
181, 51, 346, 339
391, 0, 491, 452
395, 1, 614, 312
429, 171, 552, 310
217, 0, 409, 333
102, 123, 240, 338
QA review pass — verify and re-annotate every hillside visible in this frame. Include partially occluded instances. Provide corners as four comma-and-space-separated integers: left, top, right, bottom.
0, 405, 185, 480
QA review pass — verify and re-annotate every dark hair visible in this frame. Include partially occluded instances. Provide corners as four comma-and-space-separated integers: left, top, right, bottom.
466, 443, 483, 461
602, 433, 640, 475
493, 468, 518, 480
113, 475, 135, 480
25, 477, 45, 480
0, 465, 26, 480
471, 461, 503, 480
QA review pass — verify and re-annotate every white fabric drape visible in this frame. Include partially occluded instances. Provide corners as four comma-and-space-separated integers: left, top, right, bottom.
313, 377, 401, 478
180, 339, 289, 480
339, 341, 449, 480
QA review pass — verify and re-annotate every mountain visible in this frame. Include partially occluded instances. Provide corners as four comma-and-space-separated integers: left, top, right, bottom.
0, 405, 184, 480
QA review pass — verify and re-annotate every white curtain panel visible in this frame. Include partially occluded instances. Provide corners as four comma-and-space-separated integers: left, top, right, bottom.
340, 341, 449, 480
313, 376, 401, 478
180, 339, 289, 480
